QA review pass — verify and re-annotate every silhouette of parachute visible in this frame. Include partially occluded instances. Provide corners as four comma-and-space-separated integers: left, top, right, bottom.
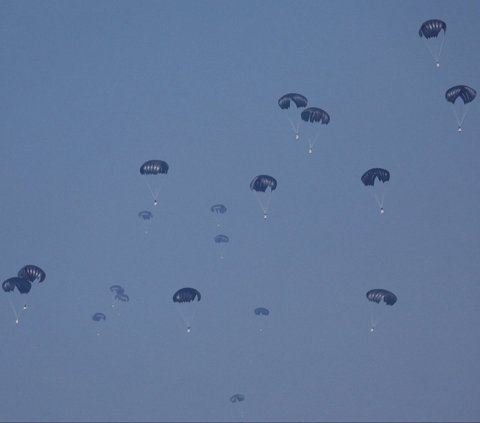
278, 93, 308, 110
361, 168, 390, 186
2, 277, 32, 294
17, 265, 46, 283
230, 394, 245, 403
211, 204, 227, 214
138, 210, 153, 220
173, 287, 201, 303
445, 85, 477, 104
92, 312, 106, 321
250, 175, 277, 192
301, 107, 330, 124
110, 285, 125, 295
140, 160, 169, 175
419, 19, 446, 38
115, 294, 129, 302
254, 307, 270, 316
214, 234, 229, 243
366, 289, 397, 306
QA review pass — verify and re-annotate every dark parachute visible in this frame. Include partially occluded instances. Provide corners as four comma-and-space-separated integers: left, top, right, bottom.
92, 312, 106, 321
445, 85, 477, 104
17, 265, 46, 283
2, 277, 31, 294
110, 285, 124, 294
138, 210, 153, 220
250, 175, 277, 192
419, 19, 446, 38
278, 93, 308, 110
214, 234, 229, 243
366, 289, 397, 306
254, 307, 270, 316
211, 204, 227, 214
230, 394, 245, 403
173, 287, 201, 303
301, 107, 330, 124
361, 168, 390, 186
140, 160, 169, 175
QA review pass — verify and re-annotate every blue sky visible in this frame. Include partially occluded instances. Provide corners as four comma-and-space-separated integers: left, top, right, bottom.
0, 1, 479, 421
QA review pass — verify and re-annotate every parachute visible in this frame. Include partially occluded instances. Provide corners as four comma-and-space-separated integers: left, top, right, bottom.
300, 107, 330, 154
140, 160, 169, 175
110, 285, 125, 294
173, 288, 201, 303
92, 312, 106, 321
173, 288, 201, 332
211, 204, 227, 214
254, 307, 270, 316
115, 294, 129, 302
250, 175, 277, 219
366, 289, 397, 306
278, 93, 308, 140
17, 265, 46, 283
2, 277, 31, 294
140, 160, 169, 206
214, 234, 229, 243
230, 394, 245, 403
419, 19, 446, 67
362, 168, 390, 214
138, 210, 153, 220
445, 85, 477, 131
361, 168, 390, 186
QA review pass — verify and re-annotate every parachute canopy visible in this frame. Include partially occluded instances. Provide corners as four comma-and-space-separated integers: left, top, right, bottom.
250, 175, 277, 192
214, 234, 229, 243
2, 277, 31, 294
173, 287, 201, 303
361, 168, 390, 186
110, 285, 124, 294
140, 160, 169, 175
445, 85, 477, 104
230, 394, 245, 403
301, 107, 330, 124
211, 204, 227, 214
366, 289, 397, 306
115, 294, 129, 302
278, 93, 308, 110
254, 307, 270, 316
92, 312, 106, 321
138, 210, 153, 220
419, 19, 446, 38
17, 265, 46, 283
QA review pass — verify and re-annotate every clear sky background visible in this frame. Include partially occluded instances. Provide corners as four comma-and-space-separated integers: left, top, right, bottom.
1, 1, 479, 421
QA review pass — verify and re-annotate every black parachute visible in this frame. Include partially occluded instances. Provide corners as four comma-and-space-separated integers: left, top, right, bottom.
250, 175, 277, 192
230, 394, 245, 403
214, 234, 229, 243
140, 160, 169, 175
110, 285, 124, 294
361, 168, 390, 186
115, 294, 129, 302
2, 277, 32, 294
301, 107, 330, 124
254, 307, 270, 316
173, 287, 201, 303
211, 204, 227, 214
419, 19, 446, 38
278, 93, 308, 110
17, 265, 46, 283
92, 312, 106, 321
445, 85, 477, 104
366, 289, 397, 306
138, 210, 153, 220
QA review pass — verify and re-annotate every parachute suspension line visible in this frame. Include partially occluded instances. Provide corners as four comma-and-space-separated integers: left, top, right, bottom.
8, 298, 21, 324
144, 180, 161, 206
286, 116, 301, 140
452, 103, 471, 131
254, 191, 272, 219
437, 33, 446, 67
307, 133, 320, 154
423, 35, 444, 67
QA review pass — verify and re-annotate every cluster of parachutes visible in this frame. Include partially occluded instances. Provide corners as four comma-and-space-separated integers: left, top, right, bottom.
419, 19, 476, 131
211, 204, 229, 259
2, 265, 46, 324
278, 93, 330, 154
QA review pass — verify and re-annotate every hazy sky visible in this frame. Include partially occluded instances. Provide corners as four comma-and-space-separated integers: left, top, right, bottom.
1, 1, 479, 421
